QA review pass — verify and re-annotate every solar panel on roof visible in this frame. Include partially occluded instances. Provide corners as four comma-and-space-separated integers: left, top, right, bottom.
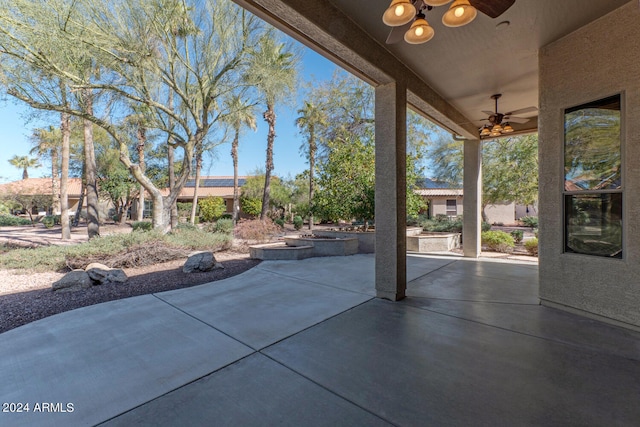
184, 178, 246, 188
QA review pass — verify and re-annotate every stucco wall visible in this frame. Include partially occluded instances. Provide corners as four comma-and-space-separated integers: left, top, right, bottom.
539, 2, 640, 328
484, 202, 515, 225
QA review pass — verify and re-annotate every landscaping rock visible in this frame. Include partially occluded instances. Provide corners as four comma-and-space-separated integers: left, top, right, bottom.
52, 270, 93, 292
183, 251, 224, 273
85, 263, 128, 285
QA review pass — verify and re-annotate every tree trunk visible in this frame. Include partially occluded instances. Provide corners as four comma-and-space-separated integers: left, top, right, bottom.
136, 125, 146, 222
51, 148, 60, 214
231, 128, 240, 223
261, 107, 276, 220
168, 144, 178, 229
73, 183, 85, 227
83, 90, 100, 239
60, 110, 71, 240
308, 129, 315, 231
189, 151, 202, 225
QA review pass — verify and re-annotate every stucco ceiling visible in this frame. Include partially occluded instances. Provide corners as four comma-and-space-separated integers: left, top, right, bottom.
326, 0, 631, 134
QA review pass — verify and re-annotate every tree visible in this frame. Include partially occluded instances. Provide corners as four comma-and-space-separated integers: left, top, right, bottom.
296, 100, 326, 229
8, 155, 40, 180
0, 0, 264, 232
240, 173, 292, 219
222, 93, 257, 223
482, 134, 539, 219
246, 33, 298, 219
30, 126, 61, 212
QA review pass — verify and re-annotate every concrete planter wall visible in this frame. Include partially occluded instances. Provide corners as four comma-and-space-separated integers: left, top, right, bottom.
284, 236, 358, 257
406, 232, 461, 253
313, 227, 424, 254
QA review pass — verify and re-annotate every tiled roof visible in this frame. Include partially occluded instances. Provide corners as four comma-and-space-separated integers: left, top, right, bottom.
416, 178, 461, 189
415, 188, 464, 197
0, 178, 83, 197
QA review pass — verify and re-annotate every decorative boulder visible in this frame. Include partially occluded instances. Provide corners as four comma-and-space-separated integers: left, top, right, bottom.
85, 263, 128, 285
183, 251, 224, 273
52, 270, 93, 292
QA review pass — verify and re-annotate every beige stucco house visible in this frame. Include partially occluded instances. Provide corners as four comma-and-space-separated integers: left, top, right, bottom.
232, 0, 640, 331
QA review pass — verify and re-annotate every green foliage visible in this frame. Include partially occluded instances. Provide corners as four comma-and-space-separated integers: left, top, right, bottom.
510, 229, 524, 243
198, 197, 226, 222
177, 202, 194, 218
421, 217, 462, 233
482, 222, 492, 232
165, 227, 232, 251
0, 214, 32, 226
132, 221, 153, 232
274, 218, 285, 228
240, 196, 262, 218
520, 216, 539, 228
42, 215, 61, 228
234, 218, 281, 243
314, 137, 375, 223
215, 218, 234, 234
481, 230, 515, 253
293, 215, 303, 230
524, 237, 539, 256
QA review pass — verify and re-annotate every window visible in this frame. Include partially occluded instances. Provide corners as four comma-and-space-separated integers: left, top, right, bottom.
564, 94, 622, 258
446, 199, 457, 217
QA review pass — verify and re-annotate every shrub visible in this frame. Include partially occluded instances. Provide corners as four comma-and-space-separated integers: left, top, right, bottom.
520, 216, 538, 228
525, 237, 539, 256
176, 202, 194, 218
235, 218, 281, 243
166, 226, 232, 250
0, 214, 32, 226
293, 215, 303, 230
510, 230, 524, 243
132, 221, 153, 232
482, 222, 492, 232
199, 197, 226, 222
176, 222, 198, 231
215, 218, 234, 234
274, 218, 285, 228
42, 215, 61, 228
240, 196, 262, 218
481, 230, 515, 253
422, 217, 462, 233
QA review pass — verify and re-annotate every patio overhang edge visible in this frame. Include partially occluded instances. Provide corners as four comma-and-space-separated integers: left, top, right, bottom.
232, 0, 479, 140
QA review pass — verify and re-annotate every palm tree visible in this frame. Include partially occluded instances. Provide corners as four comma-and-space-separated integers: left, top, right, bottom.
30, 126, 61, 213
296, 101, 326, 230
8, 155, 40, 180
223, 94, 257, 223
247, 34, 298, 219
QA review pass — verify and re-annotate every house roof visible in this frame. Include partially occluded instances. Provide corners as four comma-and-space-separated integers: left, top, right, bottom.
0, 178, 83, 197
415, 188, 464, 198
160, 176, 248, 199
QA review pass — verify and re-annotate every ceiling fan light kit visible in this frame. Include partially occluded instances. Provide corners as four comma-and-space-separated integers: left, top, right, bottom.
404, 13, 435, 44
442, 0, 478, 27
383, 0, 416, 26
479, 93, 533, 138
383, 0, 515, 45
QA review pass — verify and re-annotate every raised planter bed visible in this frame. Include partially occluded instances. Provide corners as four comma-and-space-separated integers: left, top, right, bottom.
406, 232, 461, 253
249, 242, 314, 260
313, 227, 423, 254
284, 236, 358, 257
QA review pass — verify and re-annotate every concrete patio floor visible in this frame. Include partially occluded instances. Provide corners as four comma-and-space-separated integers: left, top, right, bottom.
1, 254, 639, 426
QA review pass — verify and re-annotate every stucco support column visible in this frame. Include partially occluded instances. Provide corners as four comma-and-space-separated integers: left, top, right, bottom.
375, 82, 407, 301
463, 139, 482, 258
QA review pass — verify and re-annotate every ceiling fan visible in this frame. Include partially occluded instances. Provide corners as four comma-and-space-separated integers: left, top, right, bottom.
479, 93, 537, 138
385, 0, 516, 44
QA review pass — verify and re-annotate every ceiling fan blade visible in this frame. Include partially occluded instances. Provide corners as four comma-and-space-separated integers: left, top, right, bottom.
469, 0, 515, 18
505, 106, 537, 116
386, 21, 413, 44
503, 116, 529, 124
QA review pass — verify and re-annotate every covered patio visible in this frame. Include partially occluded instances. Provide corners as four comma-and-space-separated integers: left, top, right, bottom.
2, 254, 639, 426
231, 0, 640, 330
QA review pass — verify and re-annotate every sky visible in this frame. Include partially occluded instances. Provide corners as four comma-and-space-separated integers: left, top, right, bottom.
0, 44, 340, 184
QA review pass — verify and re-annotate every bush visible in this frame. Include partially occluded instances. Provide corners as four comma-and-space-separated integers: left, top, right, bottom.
520, 216, 538, 228
215, 218, 234, 234
42, 215, 61, 228
166, 226, 232, 250
510, 230, 524, 243
482, 222, 492, 232
199, 197, 226, 222
176, 202, 194, 218
274, 218, 285, 228
132, 221, 153, 232
422, 217, 462, 233
0, 214, 32, 226
235, 218, 281, 243
293, 215, 303, 230
525, 237, 539, 256
240, 196, 262, 218
481, 230, 515, 253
